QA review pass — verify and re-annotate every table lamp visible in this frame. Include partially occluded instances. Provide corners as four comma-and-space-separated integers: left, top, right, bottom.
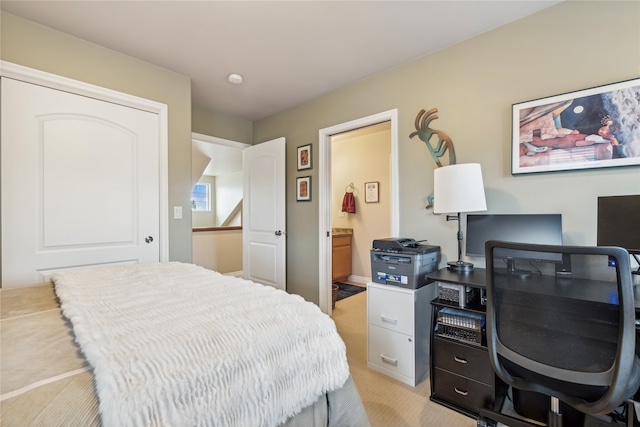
433, 163, 487, 272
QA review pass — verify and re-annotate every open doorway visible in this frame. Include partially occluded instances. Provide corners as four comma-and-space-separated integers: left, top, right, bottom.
318, 109, 400, 314
191, 132, 249, 275
331, 122, 391, 284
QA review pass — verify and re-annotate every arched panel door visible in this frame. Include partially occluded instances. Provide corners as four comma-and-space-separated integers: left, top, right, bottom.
2, 77, 160, 286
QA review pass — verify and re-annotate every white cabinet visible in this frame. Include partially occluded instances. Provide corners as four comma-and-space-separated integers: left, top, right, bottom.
367, 282, 436, 386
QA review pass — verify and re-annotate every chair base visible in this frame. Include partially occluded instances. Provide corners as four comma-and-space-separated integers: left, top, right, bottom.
479, 393, 639, 427
513, 389, 584, 426
477, 408, 564, 427
477, 408, 539, 427
477, 389, 583, 427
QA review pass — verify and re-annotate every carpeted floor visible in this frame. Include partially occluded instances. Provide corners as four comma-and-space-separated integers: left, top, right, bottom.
334, 281, 366, 301
331, 284, 619, 427
331, 286, 476, 427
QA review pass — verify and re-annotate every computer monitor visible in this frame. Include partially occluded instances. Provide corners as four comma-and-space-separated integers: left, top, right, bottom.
466, 214, 563, 257
597, 195, 640, 255
465, 214, 564, 277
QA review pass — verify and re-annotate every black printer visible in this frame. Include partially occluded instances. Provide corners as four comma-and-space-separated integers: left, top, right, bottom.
371, 238, 440, 289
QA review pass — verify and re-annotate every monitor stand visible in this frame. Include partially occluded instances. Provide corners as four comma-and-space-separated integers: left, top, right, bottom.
555, 253, 573, 279
495, 258, 533, 280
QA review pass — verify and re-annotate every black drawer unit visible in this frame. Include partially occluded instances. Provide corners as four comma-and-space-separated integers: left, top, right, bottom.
433, 337, 493, 385
432, 367, 495, 414
427, 268, 506, 419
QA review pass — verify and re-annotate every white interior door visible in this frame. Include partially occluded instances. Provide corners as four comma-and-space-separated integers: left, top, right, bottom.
242, 137, 286, 290
1, 77, 160, 287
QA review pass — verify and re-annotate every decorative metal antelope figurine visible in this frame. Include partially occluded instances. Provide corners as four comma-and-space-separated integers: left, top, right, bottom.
409, 108, 457, 209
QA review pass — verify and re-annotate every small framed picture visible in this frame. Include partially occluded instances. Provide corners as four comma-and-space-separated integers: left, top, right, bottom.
297, 144, 312, 170
296, 176, 311, 201
364, 181, 379, 203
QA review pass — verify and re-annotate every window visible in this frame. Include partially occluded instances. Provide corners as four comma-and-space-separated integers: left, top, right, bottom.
191, 183, 210, 211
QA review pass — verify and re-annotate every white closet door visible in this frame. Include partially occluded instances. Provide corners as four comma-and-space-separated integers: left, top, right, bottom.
1, 77, 160, 286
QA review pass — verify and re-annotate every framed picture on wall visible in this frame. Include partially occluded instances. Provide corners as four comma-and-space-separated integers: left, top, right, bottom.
296, 176, 311, 201
512, 78, 640, 175
364, 181, 379, 203
297, 144, 312, 171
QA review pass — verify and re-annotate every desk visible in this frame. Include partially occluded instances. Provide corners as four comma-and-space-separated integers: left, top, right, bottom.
427, 267, 640, 424
427, 268, 504, 417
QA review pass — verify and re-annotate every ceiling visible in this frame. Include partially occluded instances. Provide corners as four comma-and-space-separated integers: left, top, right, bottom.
1, 1, 562, 122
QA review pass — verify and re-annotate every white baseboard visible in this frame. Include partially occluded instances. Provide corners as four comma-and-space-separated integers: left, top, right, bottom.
348, 274, 370, 285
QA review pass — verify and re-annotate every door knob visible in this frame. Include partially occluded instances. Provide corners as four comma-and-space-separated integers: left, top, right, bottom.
275, 230, 282, 236
145, 236, 154, 243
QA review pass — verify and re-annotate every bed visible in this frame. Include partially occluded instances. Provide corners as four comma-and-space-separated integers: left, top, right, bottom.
0, 262, 369, 426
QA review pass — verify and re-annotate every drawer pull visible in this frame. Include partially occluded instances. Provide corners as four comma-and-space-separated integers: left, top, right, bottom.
454, 356, 468, 364
454, 387, 468, 396
380, 354, 398, 366
380, 315, 398, 325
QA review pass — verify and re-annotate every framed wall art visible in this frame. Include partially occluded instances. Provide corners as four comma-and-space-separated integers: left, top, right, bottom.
296, 176, 311, 201
512, 78, 640, 175
364, 181, 379, 203
297, 144, 312, 171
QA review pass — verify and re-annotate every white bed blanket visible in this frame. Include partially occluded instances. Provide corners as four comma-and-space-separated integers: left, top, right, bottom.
52, 262, 350, 427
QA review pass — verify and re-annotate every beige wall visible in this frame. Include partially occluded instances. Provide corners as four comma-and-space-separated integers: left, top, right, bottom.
254, 1, 640, 304
192, 105, 253, 145
192, 229, 242, 274
1, 11, 193, 263
332, 122, 391, 279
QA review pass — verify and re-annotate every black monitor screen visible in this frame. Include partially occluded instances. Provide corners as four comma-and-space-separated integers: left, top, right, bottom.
597, 195, 640, 254
465, 214, 563, 262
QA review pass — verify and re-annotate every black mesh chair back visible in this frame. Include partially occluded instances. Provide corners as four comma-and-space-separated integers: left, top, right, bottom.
485, 240, 640, 417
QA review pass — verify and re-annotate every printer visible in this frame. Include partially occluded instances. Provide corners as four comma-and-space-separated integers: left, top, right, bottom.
370, 238, 440, 289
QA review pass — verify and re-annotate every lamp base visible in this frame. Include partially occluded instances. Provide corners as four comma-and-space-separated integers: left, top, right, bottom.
447, 260, 475, 273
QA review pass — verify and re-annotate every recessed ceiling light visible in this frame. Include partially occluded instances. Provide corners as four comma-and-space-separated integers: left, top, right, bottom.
228, 73, 243, 85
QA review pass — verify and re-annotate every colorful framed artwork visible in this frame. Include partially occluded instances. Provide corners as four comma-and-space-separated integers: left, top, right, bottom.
297, 144, 312, 171
296, 176, 311, 201
512, 78, 640, 175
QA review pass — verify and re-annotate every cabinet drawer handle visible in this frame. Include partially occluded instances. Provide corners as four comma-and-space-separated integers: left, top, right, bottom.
380, 354, 398, 366
454, 387, 468, 396
454, 356, 468, 364
380, 315, 398, 325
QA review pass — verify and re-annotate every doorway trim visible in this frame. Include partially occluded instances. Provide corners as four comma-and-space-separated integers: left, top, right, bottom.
318, 109, 399, 314
1, 61, 170, 262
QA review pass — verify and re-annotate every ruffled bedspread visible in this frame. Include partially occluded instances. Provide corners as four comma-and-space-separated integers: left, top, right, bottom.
52, 262, 349, 427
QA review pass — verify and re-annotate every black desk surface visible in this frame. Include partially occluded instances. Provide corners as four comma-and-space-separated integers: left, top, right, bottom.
427, 267, 488, 288
427, 267, 640, 311
429, 267, 638, 373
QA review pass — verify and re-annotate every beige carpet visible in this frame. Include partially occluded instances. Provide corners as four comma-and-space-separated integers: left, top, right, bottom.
332, 288, 476, 427
331, 285, 619, 427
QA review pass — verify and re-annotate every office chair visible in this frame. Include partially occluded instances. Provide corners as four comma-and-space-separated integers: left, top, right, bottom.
478, 241, 640, 427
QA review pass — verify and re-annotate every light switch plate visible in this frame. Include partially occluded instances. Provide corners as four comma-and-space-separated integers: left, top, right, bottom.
174, 206, 183, 219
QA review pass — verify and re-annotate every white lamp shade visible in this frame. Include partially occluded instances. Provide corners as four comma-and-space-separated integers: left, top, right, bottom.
433, 163, 487, 214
